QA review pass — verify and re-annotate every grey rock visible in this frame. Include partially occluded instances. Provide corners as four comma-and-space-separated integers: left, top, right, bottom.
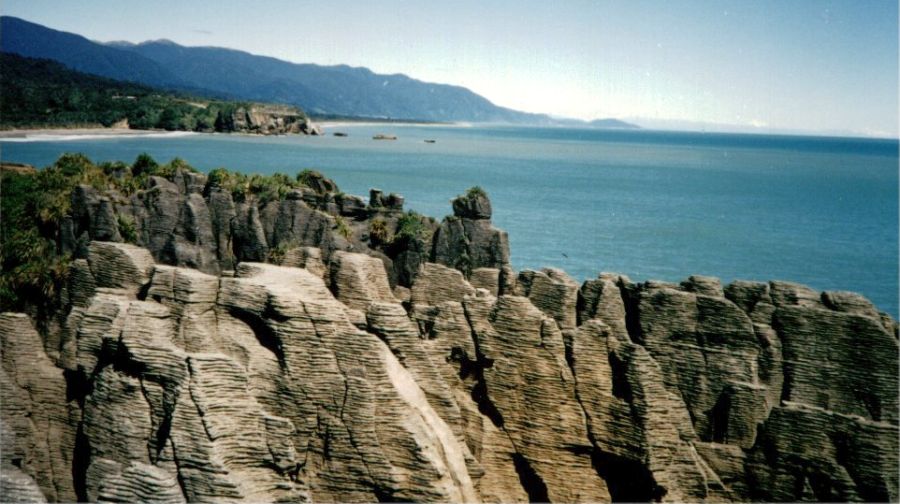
822, 290, 881, 319
769, 280, 824, 308
282, 246, 327, 279
5, 175, 900, 504
463, 294, 611, 502
206, 187, 237, 269
385, 193, 404, 210
774, 304, 897, 422
681, 275, 724, 297
469, 267, 500, 296
410, 262, 476, 307
570, 320, 710, 501
515, 268, 579, 330
369, 188, 384, 207
0, 313, 78, 502
0, 463, 47, 503
329, 251, 396, 312
452, 190, 492, 220
92, 198, 122, 242
433, 217, 510, 276
232, 202, 268, 261
577, 275, 629, 339
87, 241, 155, 293
336, 193, 367, 217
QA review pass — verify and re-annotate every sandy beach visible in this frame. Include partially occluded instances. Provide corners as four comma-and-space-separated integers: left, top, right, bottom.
0, 127, 197, 142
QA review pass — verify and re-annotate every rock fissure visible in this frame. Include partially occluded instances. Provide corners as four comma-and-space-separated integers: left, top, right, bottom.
2, 182, 897, 503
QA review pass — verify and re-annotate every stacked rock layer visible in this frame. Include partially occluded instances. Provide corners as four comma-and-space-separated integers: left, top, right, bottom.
1, 183, 897, 503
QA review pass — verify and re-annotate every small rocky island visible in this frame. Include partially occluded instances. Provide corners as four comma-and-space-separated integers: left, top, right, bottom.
1, 157, 897, 503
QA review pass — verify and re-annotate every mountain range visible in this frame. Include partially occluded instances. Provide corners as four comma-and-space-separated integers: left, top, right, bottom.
0, 16, 637, 127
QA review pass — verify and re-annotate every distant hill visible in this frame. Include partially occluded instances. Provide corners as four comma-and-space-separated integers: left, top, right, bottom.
0, 52, 314, 135
587, 118, 639, 129
0, 16, 180, 87
0, 16, 637, 128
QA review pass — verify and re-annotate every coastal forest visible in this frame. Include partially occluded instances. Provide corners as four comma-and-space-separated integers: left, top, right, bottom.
0, 52, 306, 131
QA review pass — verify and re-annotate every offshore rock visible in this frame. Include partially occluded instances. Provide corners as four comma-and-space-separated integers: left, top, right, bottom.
219, 105, 315, 135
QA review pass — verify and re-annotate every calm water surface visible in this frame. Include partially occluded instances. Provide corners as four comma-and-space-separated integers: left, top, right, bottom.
2, 125, 897, 316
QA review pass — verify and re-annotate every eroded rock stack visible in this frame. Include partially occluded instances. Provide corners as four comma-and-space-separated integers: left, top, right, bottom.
2, 187, 897, 503
218, 105, 322, 135
61, 170, 513, 297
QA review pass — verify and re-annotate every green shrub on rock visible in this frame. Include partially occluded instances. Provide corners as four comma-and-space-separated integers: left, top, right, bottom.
395, 211, 428, 243
368, 218, 392, 245
117, 215, 138, 244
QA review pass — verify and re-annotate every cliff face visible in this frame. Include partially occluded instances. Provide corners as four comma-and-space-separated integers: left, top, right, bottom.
1, 174, 898, 503
217, 106, 321, 135
60, 169, 505, 294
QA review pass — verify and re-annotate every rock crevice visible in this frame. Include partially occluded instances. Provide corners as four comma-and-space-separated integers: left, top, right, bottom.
2, 186, 897, 503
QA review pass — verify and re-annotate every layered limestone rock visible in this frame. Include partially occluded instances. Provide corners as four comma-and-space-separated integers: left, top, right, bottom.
0, 314, 79, 503
432, 190, 510, 277
2, 185, 898, 503
7, 243, 486, 502
514, 268, 579, 330
329, 251, 397, 314
462, 294, 611, 502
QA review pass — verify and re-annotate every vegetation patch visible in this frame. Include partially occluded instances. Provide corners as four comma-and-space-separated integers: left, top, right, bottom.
394, 211, 429, 243
117, 215, 138, 244
334, 216, 353, 240
205, 167, 337, 204
368, 218, 392, 245
0, 52, 305, 131
267, 240, 300, 265
0, 153, 195, 311
466, 186, 487, 198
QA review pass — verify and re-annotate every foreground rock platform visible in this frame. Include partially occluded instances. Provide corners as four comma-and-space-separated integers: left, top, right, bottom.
2, 187, 897, 503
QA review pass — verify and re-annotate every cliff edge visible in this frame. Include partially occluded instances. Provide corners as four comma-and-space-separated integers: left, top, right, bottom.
1, 161, 897, 503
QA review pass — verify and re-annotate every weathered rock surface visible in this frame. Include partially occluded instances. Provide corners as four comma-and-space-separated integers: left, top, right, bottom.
218, 105, 319, 135
432, 191, 510, 277
514, 268, 579, 330
2, 185, 898, 503
329, 251, 397, 313
62, 168, 448, 290
0, 313, 79, 502
410, 262, 476, 307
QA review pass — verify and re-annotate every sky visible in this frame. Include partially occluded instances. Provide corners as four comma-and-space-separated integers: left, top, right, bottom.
2, 0, 898, 137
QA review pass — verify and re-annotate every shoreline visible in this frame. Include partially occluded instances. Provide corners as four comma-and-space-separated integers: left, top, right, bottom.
0, 128, 199, 142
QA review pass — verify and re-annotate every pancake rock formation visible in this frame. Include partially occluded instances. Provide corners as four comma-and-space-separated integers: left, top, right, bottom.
2, 183, 898, 503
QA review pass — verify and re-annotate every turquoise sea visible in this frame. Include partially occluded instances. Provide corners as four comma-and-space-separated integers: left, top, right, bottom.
2, 125, 897, 317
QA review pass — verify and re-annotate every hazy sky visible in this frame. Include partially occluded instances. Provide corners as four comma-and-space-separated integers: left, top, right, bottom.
3, 0, 898, 136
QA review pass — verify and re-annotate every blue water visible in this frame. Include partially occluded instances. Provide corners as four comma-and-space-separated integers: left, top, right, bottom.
2, 125, 897, 317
